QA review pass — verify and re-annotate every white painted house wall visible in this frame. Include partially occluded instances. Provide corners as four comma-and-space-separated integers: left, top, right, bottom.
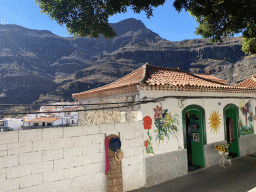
140, 89, 256, 157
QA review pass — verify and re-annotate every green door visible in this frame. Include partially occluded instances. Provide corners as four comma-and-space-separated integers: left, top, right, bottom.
189, 109, 204, 167
225, 108, 239, 157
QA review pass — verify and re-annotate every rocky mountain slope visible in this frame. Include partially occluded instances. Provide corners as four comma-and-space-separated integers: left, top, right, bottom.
0, 18, 255, 108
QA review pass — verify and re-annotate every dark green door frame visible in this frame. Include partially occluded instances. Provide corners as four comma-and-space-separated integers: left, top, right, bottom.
182, 105, 206, 167
223, 103, 240, 157
182, 105, 207, 149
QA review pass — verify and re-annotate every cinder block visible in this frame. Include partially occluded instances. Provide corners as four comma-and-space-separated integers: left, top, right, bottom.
0, 144, 7, 151
133, 146, 144, 156
54, 158, 73, 170
64, 126, 83, 138
0, 168, 7, 180
135, 130, 143, 138
99, 162, 106, 173
64, 166, 85, 179
43, 149, 64, 161
0, 155, 18, 168
19, 152, 42, 165
91, 152, 105, 164
121, 140, 129, 149
73, 155, 91, 167
99, 142, 105, 153
47, 179, 71, 192
7, 164, 32, 179
99, 123, 118, 135
0, 132, 18, 145
71, 175, 92, 188
83, 124, 100, 135
91, 134, 104, 144
52, 138, 74, 149
21, 184, 43, 192
33, 139, 54, 152
122, 131, 136, 140
32, 161, 54, 174
122, 147, 134, 157
20, 173, 43, 188
90, 172, 106, 185
43, 169, 64, 182
43, 128, 64, 140
64, 146, 83, 158
73, 135, 92, 147
122, 155, 144, 167
83, 143, 99, 155
84, 163, 101, 174
0, 178, 19, 192
8, 141, 33, 155
0, 151, 7, 157
19, 129, 42, 142
129, 138, 143, 148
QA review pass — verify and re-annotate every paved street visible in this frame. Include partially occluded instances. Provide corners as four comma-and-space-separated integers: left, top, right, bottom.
129, 153, 256, 192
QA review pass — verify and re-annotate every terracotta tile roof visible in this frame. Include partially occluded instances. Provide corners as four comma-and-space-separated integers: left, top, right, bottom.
72, 63, 255, 100
235, 76, 256, 88
194, 74, 228, 84
25, 116, 57, 123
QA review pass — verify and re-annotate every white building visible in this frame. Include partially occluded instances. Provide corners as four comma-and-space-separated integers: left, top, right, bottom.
72, 63, 256, 191
3, 118, 23, 131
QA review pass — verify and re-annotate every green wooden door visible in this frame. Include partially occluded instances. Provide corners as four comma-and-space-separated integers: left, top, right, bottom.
226, 108, 239, 156
189, 109, 204, 167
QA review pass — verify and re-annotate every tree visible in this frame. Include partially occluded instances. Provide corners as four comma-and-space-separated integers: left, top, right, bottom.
174, 0, 256, 55
35, 0, 256, 54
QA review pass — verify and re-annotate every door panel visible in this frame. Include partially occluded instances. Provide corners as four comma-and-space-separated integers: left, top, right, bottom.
226, 108, 239, 156
189, 109, 204, 167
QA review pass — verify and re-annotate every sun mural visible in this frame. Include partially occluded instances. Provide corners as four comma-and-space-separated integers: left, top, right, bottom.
208, 111, 222, 134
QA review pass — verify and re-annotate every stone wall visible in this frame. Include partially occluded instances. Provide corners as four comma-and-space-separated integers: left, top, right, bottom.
0, 121, 145, 192
78, 92, 142, 126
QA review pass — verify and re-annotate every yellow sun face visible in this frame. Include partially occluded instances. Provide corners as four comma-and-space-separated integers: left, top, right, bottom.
209, 111, 222, 134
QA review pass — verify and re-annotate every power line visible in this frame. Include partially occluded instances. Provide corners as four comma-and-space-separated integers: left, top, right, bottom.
1, 95, 256, 116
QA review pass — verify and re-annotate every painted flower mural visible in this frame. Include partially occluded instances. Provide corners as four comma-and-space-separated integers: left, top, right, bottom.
143, 116, 154, 154
239, 100, 254, 135
208, 111, 221, 134
153, 106, 180, 144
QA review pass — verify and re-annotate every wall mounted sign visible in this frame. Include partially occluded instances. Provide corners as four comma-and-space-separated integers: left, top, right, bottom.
193, 133, 200, 142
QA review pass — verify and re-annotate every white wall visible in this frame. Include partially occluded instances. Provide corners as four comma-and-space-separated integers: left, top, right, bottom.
4, 119, 23, 130
0, 121, 145, 192
27, 114, 36, 121
140, 89, 256, 158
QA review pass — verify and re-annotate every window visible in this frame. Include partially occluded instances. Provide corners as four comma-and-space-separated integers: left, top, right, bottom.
34, 123, 39, 126
47, 123, 52, 126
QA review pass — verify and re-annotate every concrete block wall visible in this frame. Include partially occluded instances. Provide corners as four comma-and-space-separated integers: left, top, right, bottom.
239, 134, 256, 157
0, 120, 145, 192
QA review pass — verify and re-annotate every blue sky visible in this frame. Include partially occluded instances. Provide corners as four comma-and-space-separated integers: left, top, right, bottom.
0, 0, 242, 41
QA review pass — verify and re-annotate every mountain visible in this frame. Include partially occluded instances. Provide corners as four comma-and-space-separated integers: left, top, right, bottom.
0, 18, 255, 110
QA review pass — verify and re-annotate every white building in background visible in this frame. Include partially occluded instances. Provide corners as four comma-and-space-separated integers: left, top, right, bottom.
3, 118, 23, 130
22, 102, 78, 128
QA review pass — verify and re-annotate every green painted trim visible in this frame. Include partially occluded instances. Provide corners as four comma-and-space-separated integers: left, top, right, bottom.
182, 105, 207, 149
223, 103, 240, 157
223, 103, 240, 138
182, 104, 206, 168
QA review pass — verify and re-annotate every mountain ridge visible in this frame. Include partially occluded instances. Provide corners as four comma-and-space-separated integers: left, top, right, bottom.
0, 18, 254, 110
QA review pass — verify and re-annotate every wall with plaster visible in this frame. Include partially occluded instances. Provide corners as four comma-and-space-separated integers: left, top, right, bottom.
78, 92, 142, 126
140, 89, 256, 158
0, 121, 145, 192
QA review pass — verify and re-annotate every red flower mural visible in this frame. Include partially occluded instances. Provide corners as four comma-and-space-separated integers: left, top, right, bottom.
144, 140, 149, 148
143, 116, 152, 129
154, 106, 162, 119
